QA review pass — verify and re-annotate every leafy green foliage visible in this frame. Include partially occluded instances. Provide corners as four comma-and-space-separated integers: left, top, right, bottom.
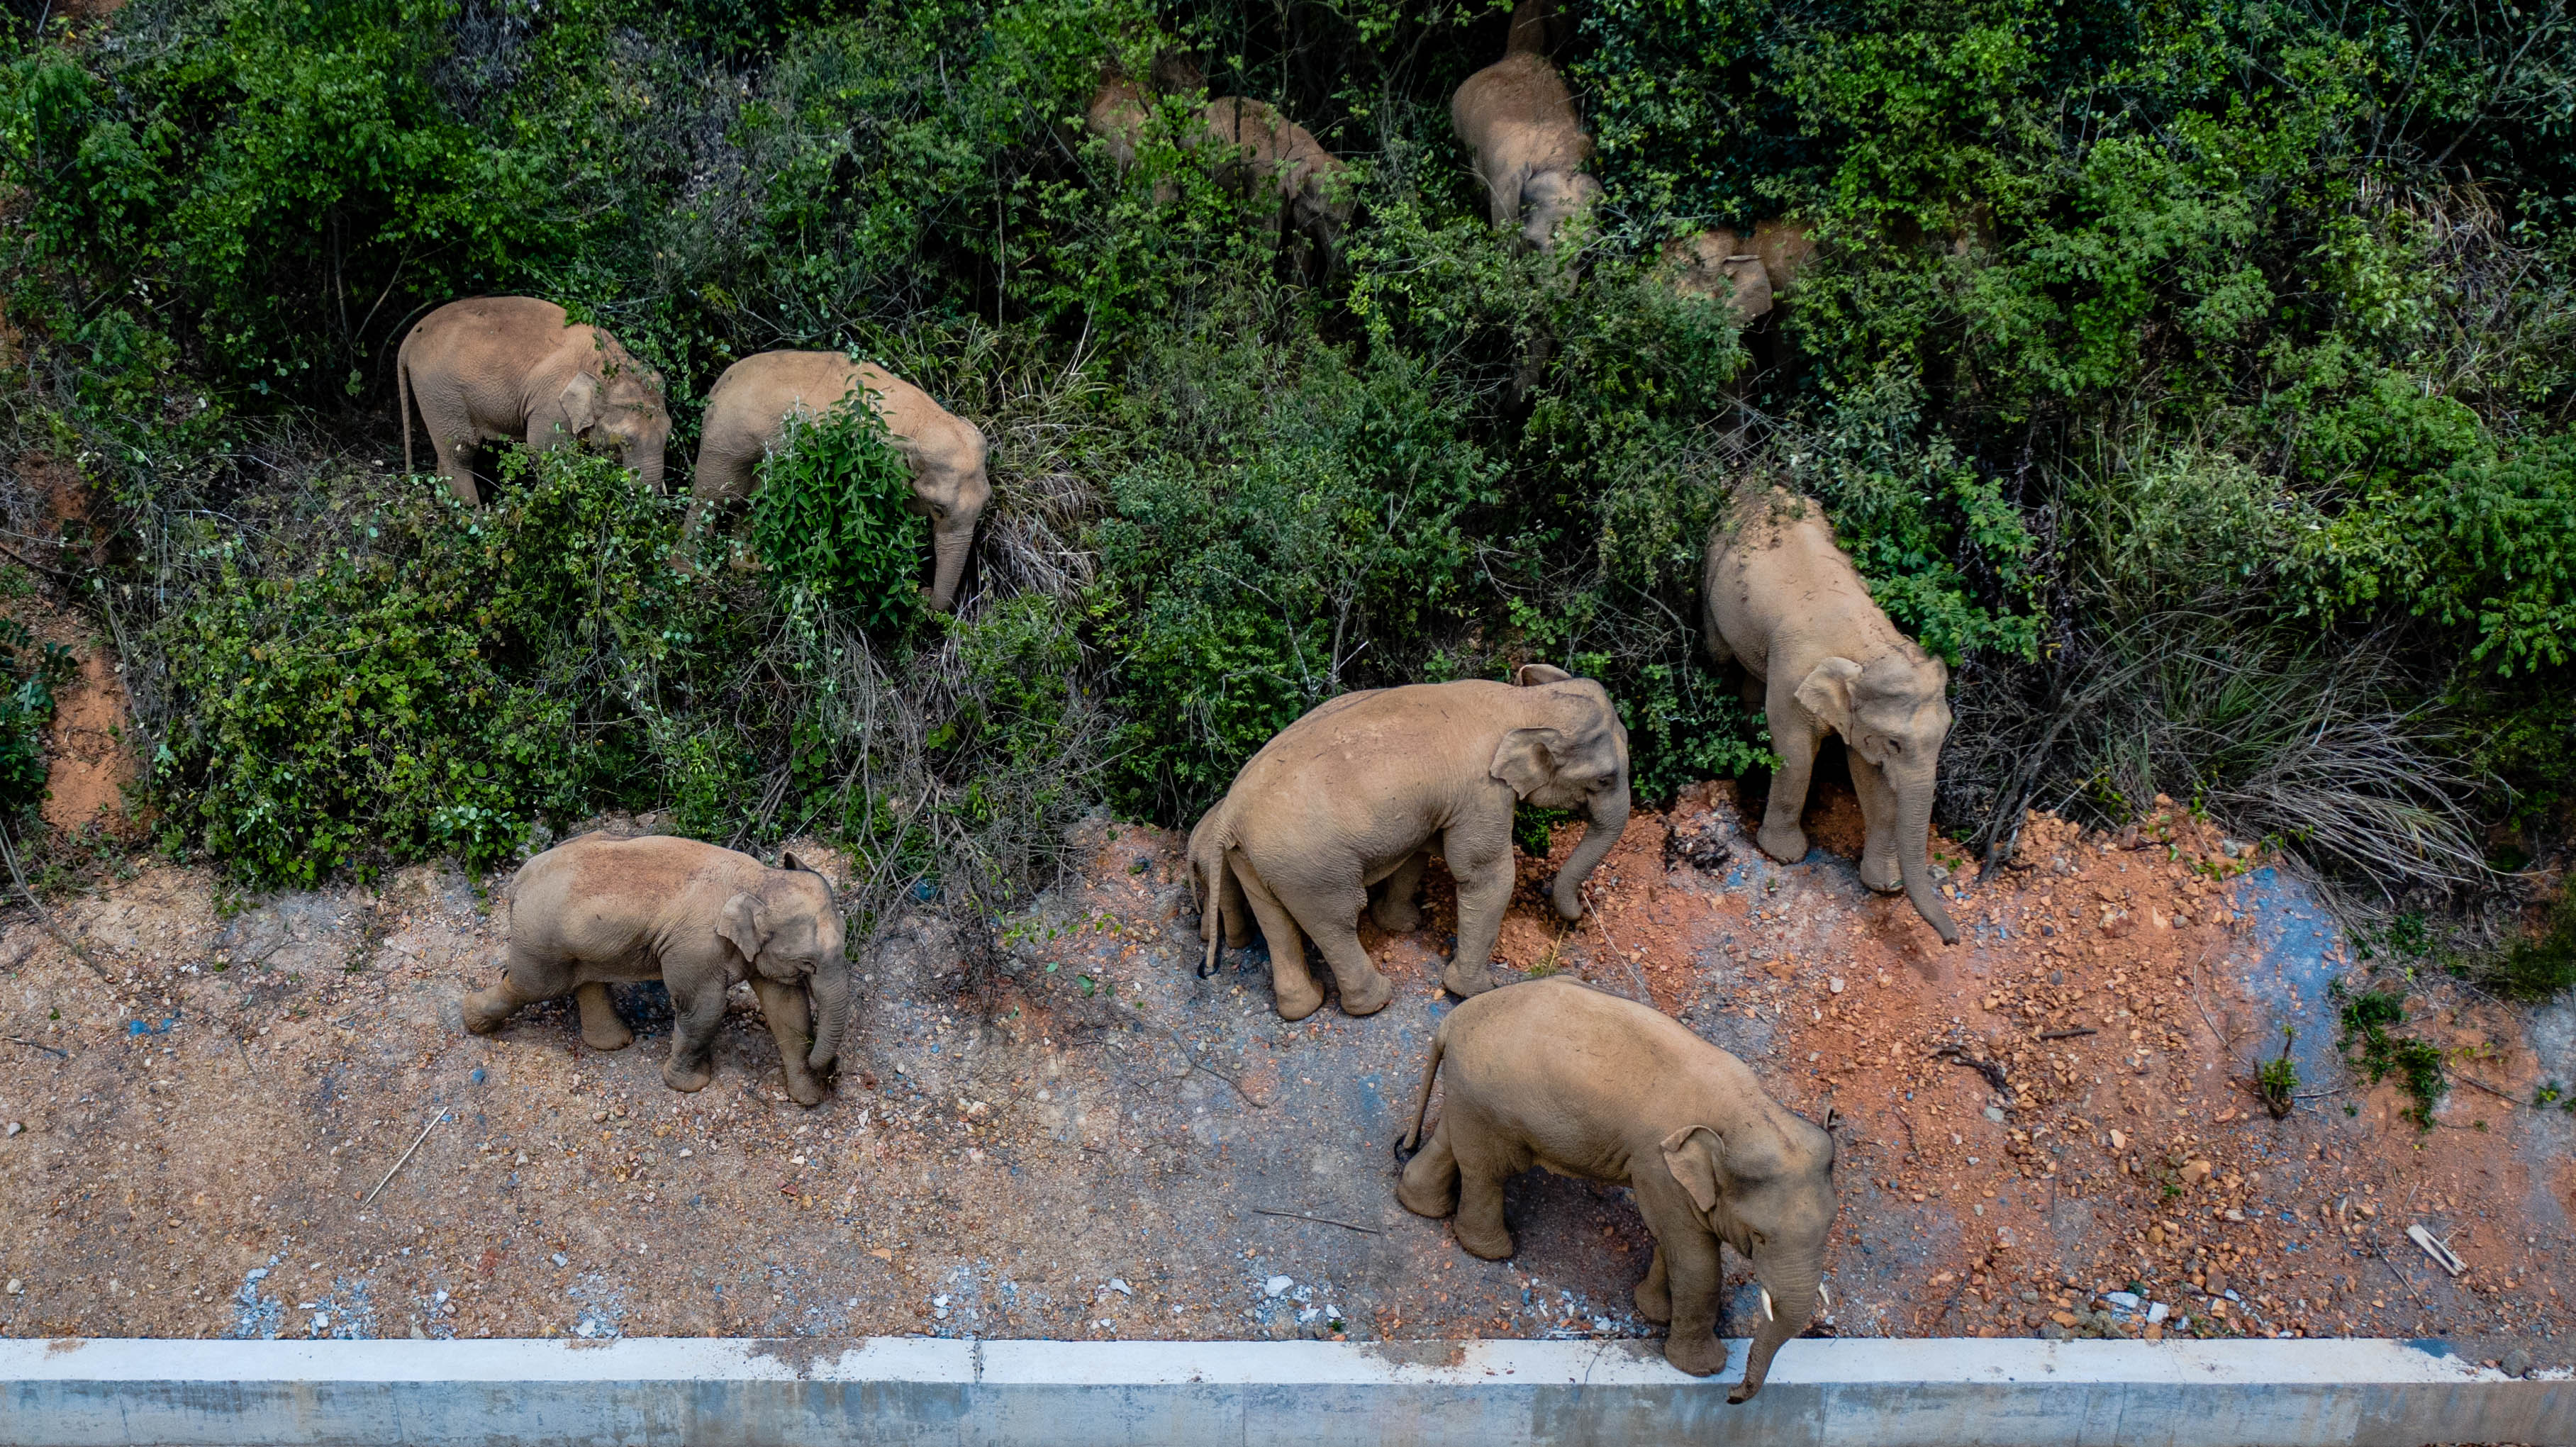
749, 384, 925, 630
2334, 982, 2448, 1131
0, 619, 75, 818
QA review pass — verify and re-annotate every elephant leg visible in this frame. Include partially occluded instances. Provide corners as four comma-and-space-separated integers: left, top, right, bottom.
1230, 857, 1325, 1022
1847, 748, 1903, 893
1634, 1243, 1673, 1324
1659, 1234, 1732, 1378
1219, 861, 1251, 949
1449, 1122, 1517, 1261
1394, 1114, 1461, 1219
1756, 705, 1820, 866
1368, 849, 1429, 934
420, 409, 481, 506
1275, 878, 1392, 1018
460, 946, 559, 1034
662, 983, 726, 1094
750, 976, 826, 1107
1440, 828, 1514, 999
573, 981, 634, 1051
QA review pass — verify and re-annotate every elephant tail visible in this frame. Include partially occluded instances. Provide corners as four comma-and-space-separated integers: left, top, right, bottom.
1396, 1014, 1449, 1157
396, 337, 418, 480
1188, 808, 1234, 981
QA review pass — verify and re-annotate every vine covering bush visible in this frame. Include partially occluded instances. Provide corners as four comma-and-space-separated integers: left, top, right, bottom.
0, 0, 2569, 946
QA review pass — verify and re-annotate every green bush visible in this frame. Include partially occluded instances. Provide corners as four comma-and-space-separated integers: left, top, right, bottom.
0, 618, 75, 819
749, 383, 926, 630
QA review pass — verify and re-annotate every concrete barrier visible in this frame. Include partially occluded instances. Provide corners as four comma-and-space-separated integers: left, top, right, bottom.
1, 1336, 2565, 1446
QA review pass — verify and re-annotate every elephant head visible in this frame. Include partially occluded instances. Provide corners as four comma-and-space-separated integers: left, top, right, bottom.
1521, 168, 1602, 250
552, 343, 670, 493
1659, 1106, 1838, 1404
1793, 652, 1959, 944
901, 409, 991, 613
1491, 662, 1631, 922
716, 851, 852, 1073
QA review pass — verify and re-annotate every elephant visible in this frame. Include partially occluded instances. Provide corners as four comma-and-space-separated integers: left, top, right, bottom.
1661, 230, 1775, 323
1702, 489, 1960, 944
1450, 47, 1602, 250
1186, 663, 1629, 1019
1196, 96, 1355, 262
460, 834, 852, 1107
1084, 69, 1153, 172
688, 351, 991, 612
397, 296, 669, 505
1395, 976, 1837, 1402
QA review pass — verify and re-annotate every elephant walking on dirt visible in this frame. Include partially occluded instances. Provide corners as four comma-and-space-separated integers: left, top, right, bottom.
1187, 664, 1630, 1019
1396, 976, 1837, 1402
1702, 488, 1960, 944
689, 352, 991, 612
461, 834, 852, 1107
397, 297, 670, 505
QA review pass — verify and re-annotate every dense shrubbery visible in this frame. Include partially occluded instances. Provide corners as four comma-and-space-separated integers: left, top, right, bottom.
3, 0, 2573, 942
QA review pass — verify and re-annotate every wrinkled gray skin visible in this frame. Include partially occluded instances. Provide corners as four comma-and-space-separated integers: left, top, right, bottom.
1188, 663, 1629, 1018
1450, 50, 1603, 249
688, 351, 991, 611
398, 296, 669, 504
1398, 977, 1837, 1401
461, 834, 851, 1107
1702, 489, 1959, 944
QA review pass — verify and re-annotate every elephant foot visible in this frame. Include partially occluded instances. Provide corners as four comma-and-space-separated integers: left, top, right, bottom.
581, 1015, 635, 1052
1395, 1163, 1456, 1219
1370, 900, 1423, 934
783, 1071, 828, 1109
1453, 1221, 1515, 1261
1633, 1275, 1673, 1324
1755, 822, 1809, 865
1440, 957, 1494, 999
1337, 968, 1393, 1017
1663, 1328, 1728, 1378
459, 990, 515, 1036
1273, 975, 1325, 1022
663, 1059, 715, 1093
1858, 849, 1902, 893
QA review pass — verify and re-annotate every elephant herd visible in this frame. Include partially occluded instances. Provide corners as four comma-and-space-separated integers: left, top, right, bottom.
394, 297, 991, 610
428, 4, 1975, 1401
456, 487, 1953, 1401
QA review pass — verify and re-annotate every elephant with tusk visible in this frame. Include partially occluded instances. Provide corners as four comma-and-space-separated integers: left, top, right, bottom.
1395, 976, 1838, 1401
1702, 488, 1961, 944
1187, 663, 1629, 1018
688, 352, 991, 612
460, 834, 852, 1107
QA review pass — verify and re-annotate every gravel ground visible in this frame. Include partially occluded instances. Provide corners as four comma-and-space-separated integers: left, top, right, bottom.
0, 786, 2567, 1379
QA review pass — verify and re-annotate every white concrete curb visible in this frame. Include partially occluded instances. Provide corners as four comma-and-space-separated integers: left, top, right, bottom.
1, 1336, 2565, 1446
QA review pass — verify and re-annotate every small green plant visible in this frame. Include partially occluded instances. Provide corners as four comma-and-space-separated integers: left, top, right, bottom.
2471, 893, 2576, 1003
0, 618, 75, 817
2256, 1025, 2298, 1119
749, 383, 925, 632
2334, 983, 2447, 1129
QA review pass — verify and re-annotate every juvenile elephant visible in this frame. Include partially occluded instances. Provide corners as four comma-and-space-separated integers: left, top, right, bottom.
1198, 97, 1355, 259
1396, 976, 1836, 1402
689, 352, 991, 611
1187, 664, 1629, 1019
398, 296, 669, 505
1450, 44, 1602, 250
461, 834, 851, 1107
1702, 489, 1960, 944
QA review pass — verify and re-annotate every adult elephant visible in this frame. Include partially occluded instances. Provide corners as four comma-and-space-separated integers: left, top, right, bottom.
690, 352, 991, 612
1702, 489, 1960, 944
1188, 664, 1631, 1018
397, 297, 669, 505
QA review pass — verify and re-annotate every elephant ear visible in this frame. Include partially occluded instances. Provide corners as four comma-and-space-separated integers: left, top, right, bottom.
1659, 1124, 1726, 1214
718, 891, 772, 967
555, 371, 603, 437
780, 849, 820, 876
1793, 657, 1864, 737
1490, 727, 1566, 799
1513, 662, 1573, 687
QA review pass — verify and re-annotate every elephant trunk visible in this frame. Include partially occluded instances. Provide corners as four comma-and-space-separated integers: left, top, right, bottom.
1549, 770, 1629, 921
926, 516, 976, 612
632, 440, 667, 496
1729, 1261, 1819, 1405
805, 955, 852, 1074
1895, 780, 1960, 945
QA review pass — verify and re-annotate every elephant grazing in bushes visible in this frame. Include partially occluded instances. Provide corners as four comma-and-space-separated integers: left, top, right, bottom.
462, 834, 851, 1107
1450, 18, 1602, 250
1187, 664, 1630, 1019
1702, 489, 1960, 944
1396, 976, 1837, 1402
397, 296, 669, 505
688, 351, 991, 612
